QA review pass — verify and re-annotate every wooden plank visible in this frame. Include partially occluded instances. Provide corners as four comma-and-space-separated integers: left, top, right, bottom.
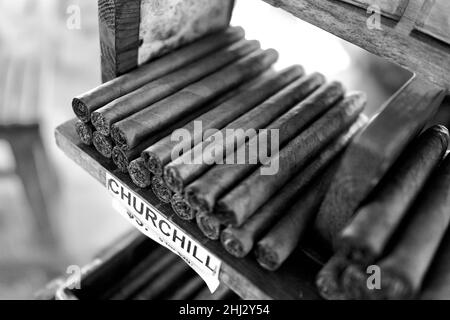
315, 75, 446, 247
337, 0, 409, 20
55, 119, 323, 300
98, 0, 234, 83
415, 0, 450, 45
260, 0, 450, 90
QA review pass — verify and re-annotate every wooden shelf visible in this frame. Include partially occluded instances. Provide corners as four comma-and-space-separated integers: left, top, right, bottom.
55, 119, 324, 300
260, 0, 450, 90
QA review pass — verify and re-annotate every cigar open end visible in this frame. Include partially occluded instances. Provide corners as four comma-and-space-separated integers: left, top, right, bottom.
142, 152, 164, 176
221, 230, 247, 258
341, 264, 369, 300
164, 167, 184, 194
151, 176, 173, 203
196, 214, 221, 240
91, 112, 110, 136
171, 194, 196, 221
378, 269, 413, 300
92, 132, 114, 159
111, 147, 129, 173
111, 126, 129, 151
72, 98, 90, 123
255, 245, 280, 271
75, 121, 93, 145
316, 255, 350, 300
185, 187, 211, 215
128, 159, 152, 188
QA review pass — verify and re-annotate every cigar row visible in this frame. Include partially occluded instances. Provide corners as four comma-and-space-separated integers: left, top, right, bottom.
71, 25, 371, 277
316, 126, 450, 300
42, 231, 237, 300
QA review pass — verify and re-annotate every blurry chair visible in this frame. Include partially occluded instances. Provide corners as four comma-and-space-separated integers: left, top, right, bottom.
0, 53, 59, 246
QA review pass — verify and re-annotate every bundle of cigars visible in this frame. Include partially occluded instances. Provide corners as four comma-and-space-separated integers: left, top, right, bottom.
71, 26, 450, 300
36, 231, 238, 300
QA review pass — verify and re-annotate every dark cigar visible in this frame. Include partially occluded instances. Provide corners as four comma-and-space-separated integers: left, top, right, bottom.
216, 93, 366, 227
91, 40, 260, 135
151, 175, 173, 204
255, 163, 338, 271
314, 77, 445, 247
128, 158, 152, 189
134, 259, 191, 300
111, 49, 279, 151
421, 228, 450, 300
185, 81, 345, 214
92, 131, 115, 158
111, 251, 179, 300
171, 193, 197, 221
372, 153, 450, 300
220, 118, 367, 258
196, 212, 223, 241
316, 254, 350, 300
338, 126, 449, 264
164, 73, 325, 194
72, 27, 245, 122
166, 276, 205, 300
142, 66, 304, 176
75, 121, 95, 145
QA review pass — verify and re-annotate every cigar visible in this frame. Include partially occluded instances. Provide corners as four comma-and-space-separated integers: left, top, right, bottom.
341, 264, 371, 300
128, 158, 151, 189
111, 49, 279, 151
254, 163, 338, 271
420, 229, 450, 300
165, 276, 205, 300
142, 66, 304, 176
196, 212, 223, 241
151, 175, 173, 204
220, 117, 367, 258
316, 254, 350, 300
372, 154, 450, 300
216, 93, 366, 227
164, 73, 325, 194
134, 259, 191, 300
92, 131, 115, 158
72, 26, 245, 122
185, 81, 345, 214
171, 193, 197, 221
111, 76, 259, 174
111, 250, 179, 300
91, 40, 260, 135
338, 125, 449, 264
75, 121, 95, 145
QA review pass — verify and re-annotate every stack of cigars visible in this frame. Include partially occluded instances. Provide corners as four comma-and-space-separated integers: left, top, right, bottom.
71, 26, 450, 300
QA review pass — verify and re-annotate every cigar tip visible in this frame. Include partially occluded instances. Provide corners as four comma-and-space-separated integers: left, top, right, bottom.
171, 194, 196, 221
111, 125, 129, 151
91, 112, 110, 136
92, 131, 113, 159
151, 176, 172, 203
184, 187, 211, 215
221, 230, 246, 258
164, 166, 184, 194
255, 244, 280, 271
378, 268, 413, 300
129, 159, 152, 188
72, 98, 90, 123
341, 265, 368, 300
75, 121, 93, 145
142, 151, 164, 176
111, 147, 129, 173
196, 213, 221, 240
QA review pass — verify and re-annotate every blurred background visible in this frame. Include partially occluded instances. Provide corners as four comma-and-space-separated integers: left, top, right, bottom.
0, 0, 414, 299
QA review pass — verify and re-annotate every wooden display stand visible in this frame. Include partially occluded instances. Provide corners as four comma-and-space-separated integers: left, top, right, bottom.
55, 0, 450, 300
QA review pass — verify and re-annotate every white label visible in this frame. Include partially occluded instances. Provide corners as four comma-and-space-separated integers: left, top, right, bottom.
106, 173, 221, 292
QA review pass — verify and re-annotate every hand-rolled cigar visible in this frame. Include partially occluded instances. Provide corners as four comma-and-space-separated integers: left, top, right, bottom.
371, 154, 450, 300
134, 259, 190, 300
91, 40, 260, 135
196, 212, 223, 241
216, 93, 366, 227
420, 228, 450, 300
72, 26, 245, 122
111, 49, 279, 151
128, 158, 151, 189
166, 276, 205, 300
316, 254, 351, 300
220, 117, 367, 258
92, 131, 115, 158
338, 125, 449, 264
142, 66, 304, 176
255, 163, 338, 271
171, 193, 197, 221
164, 73, 325, 194
185, 81, 345, 214
151, 175, 173, 204
75, 121, 95, 145
111, 250, 179, 300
